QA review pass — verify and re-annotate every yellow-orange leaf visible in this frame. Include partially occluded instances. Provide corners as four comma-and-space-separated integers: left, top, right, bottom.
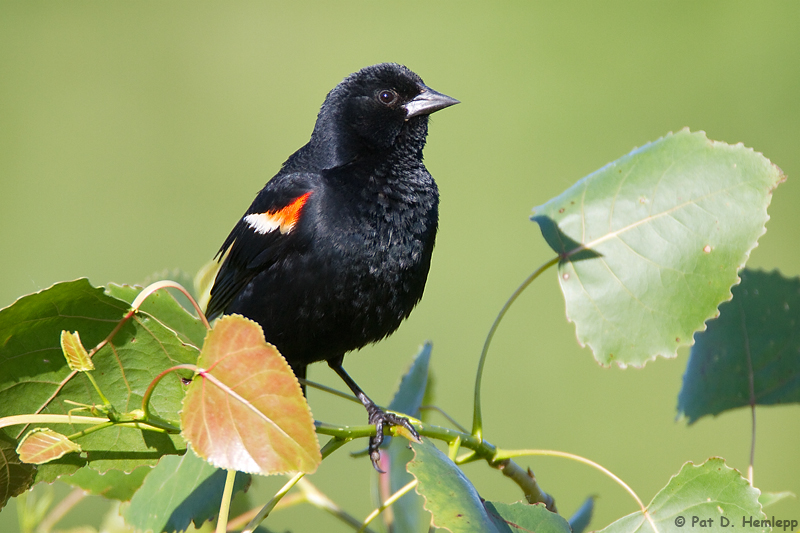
60, 330, 94, 371
17, 428, 82, 464
181, 315, 320, 475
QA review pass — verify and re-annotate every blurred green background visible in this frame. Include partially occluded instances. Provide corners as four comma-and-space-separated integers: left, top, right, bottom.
2, 2, 799, 532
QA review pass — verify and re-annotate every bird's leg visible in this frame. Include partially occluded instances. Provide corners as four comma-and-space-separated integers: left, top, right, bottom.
328, 357, 420, 472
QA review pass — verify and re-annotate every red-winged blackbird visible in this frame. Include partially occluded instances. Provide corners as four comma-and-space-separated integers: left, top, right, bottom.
206, 63, 457, 469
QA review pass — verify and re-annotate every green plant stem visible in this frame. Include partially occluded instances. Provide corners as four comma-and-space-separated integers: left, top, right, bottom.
420, 404, 468, 433
299, 377, 363, 405
748, 405, 756, 485
64, 417, 179, 441
0, 412, 178, 447
471, 256, 559, 441
242, 438, 349, 533
297, 478, 377, 533
243, 472, 305, 533
125, 416, 181, 433
0, 414, 110, 429
131, 279, 212, 330
216, 470, 237, 533
18, 302, 138, 437
358, 479, 418, 533
66, 421, 116, 440
83, 372, 112, 409
227, 493, 306, 531
739, 299, 757, 485
141, 363, 198, 419
14, 281, 205, 440
86, 308, 136, 361
315, 421, 557, 509
315, 421, 494, 456
35, 487, 85, 533
495, 459, 556, 512
495, 447, 655, 529
448, 435, 462, 461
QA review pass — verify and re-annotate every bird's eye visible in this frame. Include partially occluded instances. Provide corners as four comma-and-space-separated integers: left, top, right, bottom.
377, 89, 398, 106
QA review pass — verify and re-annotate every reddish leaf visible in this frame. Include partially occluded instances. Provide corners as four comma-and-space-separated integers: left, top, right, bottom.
181, 315, 320, 475
17, 428, 82, 464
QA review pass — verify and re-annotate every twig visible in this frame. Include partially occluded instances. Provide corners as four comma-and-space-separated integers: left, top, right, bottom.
215, 470, 237, 533
226, 493, 306, 531
472, 257, 560, 440
35, 487, 85, 533
738, 299, 757, 485
297, 478, 377, 533
419, 405, 468, 433
495, 448, 657, 532
241, 437, 349, 533
358, 480, 418, 533
131, 279, 211, 330
494, 459, 556, 512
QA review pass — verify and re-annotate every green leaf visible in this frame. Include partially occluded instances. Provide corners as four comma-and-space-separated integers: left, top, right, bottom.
181, 315, 320, 475
678, 269, 800, 423
388, 342, 432, 417
531, 130, 784, 367
567, 496, 596, 533
407, 439, 500, 533
17, 428, 81, 464
60, 331, 94, 371
596, 458, 763, 533
0, 434, 35, 510
122, 450, 250, 533
484, 501, 571, 533
374, 344, 433, 533
194, 257, 223, 316
63, 464, 151, 501
0, 279, 196, 480
758, 491, 795, 509
106, 283, 207, 348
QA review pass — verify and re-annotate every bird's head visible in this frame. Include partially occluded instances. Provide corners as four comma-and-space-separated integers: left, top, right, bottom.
310, 63, 458, 167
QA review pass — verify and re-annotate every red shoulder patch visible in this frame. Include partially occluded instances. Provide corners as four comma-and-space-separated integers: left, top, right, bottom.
244, 192, 313, 235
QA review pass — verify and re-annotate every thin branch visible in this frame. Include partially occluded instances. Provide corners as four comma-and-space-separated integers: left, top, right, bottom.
35, 487, 85, 533
241, 438, 349, 533
494, 459, 556, 512
297, 478, 377, 533
131, 279, 211, 330
299, 378, 361, 405
472, 256, 560, 440
314, 422, 558, 510
242, 472, 306, 533
141, 364, 198, 418
358, 480, 418, 533
215, 470, 237, 533
448, 436, 462, 461
738, 299, 757, 485
495, 448, 656, 531
419, 405, 468, 433
227, 493, 306, 531
0, 414, 109, 430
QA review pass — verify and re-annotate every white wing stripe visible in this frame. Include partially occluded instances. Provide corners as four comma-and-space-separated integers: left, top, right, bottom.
244, 213, 281, 235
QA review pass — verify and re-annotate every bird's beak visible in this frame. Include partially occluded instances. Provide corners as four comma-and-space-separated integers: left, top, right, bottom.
403, 86, 460, 120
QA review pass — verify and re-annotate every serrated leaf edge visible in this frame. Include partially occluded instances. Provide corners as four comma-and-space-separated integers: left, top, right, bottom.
535, 130, 785, 369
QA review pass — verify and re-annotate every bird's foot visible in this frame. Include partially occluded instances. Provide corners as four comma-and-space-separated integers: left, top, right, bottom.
366, 403, 420, 472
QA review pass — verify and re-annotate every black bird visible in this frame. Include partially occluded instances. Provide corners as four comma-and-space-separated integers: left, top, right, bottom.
205, 63, 458, 469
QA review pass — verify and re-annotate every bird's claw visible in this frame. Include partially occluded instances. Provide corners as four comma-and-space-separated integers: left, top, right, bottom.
366, 405, 420, 473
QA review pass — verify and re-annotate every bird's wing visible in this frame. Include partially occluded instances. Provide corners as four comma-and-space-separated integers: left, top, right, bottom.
205, 173, 317, 320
